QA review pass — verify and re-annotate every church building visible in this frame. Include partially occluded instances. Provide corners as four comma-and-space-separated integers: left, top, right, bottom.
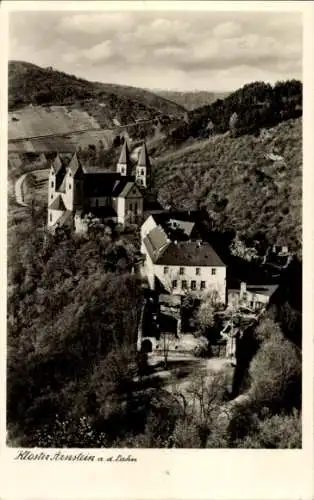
47, 141, 151, 232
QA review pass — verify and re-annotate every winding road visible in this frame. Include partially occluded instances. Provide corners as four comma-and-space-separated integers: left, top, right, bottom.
14, 173, 29, 207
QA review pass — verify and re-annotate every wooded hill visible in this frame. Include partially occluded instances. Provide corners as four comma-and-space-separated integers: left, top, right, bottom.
9, 61, 185, 125
152, 117, 302, 255
167, 80, 302, 144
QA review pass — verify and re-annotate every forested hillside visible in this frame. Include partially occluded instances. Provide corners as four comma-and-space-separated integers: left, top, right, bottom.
152, 118, 302, 254
167, 80, 302, 144
9, 61, 185, 118
154, 90, 230, 110
7, 201, 301, 448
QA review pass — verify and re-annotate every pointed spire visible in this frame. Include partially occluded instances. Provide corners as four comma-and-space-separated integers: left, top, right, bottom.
137, 141, 150, 168
52, 153, 63, 174
118, 140, 131, 167
68, 152, 82, 176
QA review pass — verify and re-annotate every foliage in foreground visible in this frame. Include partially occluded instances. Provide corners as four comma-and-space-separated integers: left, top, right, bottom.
7, 203, 301, 448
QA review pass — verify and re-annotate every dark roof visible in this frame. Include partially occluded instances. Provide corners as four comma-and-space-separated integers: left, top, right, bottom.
111, 176, 137, 196
51, 154, 64, 175
57, 175, 67, 193
137, 142, 151, 168
118, 141, 132, 167
68, 153, 83, 176
49, 194, 66, 211
155, 241, 225, 267
83, 173, 122, 197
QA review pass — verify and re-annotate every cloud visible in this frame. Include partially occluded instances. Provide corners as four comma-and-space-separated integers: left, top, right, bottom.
58, 12, 136, 35
9, 10, 302, 92
82, 40, 115, 62
213, 21, 242, 38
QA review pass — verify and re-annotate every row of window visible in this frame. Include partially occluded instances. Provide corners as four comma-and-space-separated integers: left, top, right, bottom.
172, 280, 207, 290
164, 266, 216, 276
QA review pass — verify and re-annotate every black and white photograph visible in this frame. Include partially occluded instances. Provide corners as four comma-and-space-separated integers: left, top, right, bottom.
6, 2, 305, 454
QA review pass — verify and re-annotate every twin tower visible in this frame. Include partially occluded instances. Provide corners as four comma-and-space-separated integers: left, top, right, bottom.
116, 140, 151, 188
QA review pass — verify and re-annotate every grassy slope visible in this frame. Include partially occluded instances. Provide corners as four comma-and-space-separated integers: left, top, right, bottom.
154, 90, 230, 110
153, 118, 302, 253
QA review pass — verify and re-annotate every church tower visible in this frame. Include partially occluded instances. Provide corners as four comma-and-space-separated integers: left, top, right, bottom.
136, 142, 151, 188
116, 140, 132, 176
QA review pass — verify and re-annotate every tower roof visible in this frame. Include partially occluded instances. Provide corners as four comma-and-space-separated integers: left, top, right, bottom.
137, 142, 150, 169
117, 140, 131, 166
51, 154, 64, 174
49, 194, 66, 211
68, 153, 82, 177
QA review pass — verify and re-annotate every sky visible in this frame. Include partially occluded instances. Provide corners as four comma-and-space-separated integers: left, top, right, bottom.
9, 9, 302, 92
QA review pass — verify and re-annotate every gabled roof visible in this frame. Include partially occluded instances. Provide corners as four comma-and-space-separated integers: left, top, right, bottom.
118, 141, 131, 167
137, 142, 150, 169
49, 194, 66, 211
68, 153, 83, 177
118, 182, 142, 199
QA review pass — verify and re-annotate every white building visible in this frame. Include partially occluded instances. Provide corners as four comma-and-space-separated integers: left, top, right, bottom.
141, 212, 227, 304
47, 141, 150, 231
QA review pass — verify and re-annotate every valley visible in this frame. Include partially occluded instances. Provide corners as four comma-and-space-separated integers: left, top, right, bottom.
7, 60, 302, 450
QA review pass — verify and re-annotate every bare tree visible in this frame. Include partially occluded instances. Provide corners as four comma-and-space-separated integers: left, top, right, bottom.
160, 332, 173, 369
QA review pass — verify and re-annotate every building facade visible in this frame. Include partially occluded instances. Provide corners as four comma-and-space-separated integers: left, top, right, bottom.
141, 213, 227, 303
47, 141, 150, 231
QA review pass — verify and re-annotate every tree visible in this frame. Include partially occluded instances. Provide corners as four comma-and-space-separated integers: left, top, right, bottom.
231, 408, 301, 449
195, 291, 221, 334
249, 336, 301, 411
171, 371, 230, 448
160, 333, 172, 369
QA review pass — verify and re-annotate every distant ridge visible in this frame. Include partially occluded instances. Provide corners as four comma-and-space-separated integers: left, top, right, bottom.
153, 89, 230, 110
